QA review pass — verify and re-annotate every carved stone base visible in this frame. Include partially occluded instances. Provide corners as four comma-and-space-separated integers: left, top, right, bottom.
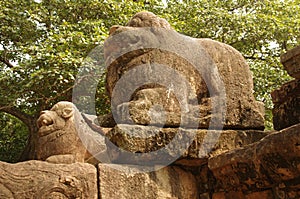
272, 79, 300, 130
105, 124, 268, 166
98, 164, 197, 199
0, 161, 97, 199
209, 124, 300, 194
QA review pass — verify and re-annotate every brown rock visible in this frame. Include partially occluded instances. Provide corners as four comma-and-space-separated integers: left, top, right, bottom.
126, 11, 172, 29
36, 101, 108, 164
271, 79, 300, 130
105, 124, 268, 166
114, 88, 216, 128
212, 190, 274, 199
245, 190, 274, 199
212, 192, 226, 199
208, 123, 300, 191
271, 79, 300, 104
98, 164, 197, 199
281, 45, 300, 79
104, 12, 264, 130
0, 160, 97, 199
273, 97, 300, 130
199, 193, 210, 199
97, 113, 116, 127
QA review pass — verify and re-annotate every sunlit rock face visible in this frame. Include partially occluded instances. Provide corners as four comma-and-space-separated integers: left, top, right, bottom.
36, 101, 107, 165
104, 11, 265, 130
0, 161, 97, 199
272, 45, 300, 130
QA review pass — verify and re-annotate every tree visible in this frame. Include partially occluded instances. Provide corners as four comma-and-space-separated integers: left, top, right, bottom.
0, 112, 28, 162
0, 0, 299, 161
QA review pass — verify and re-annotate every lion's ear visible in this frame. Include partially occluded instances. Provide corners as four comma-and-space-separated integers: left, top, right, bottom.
62, 107, 74, 119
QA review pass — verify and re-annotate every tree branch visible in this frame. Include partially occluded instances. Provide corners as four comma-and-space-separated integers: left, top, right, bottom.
0, 57, 15, 68
0, 106, 35, 128
0, 48, 15, 68
244, 56, 266, 61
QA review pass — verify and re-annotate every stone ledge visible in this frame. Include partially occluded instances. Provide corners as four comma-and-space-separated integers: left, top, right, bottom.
208, 123, 300, 192
105, 124, 268, 166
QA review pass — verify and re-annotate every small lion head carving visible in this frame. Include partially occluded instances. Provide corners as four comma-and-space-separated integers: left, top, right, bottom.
36, 101, 108, 164
37, 101, 74, 137
36, 101, 87, 162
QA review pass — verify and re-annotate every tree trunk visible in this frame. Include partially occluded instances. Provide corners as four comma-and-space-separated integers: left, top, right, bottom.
19, 119, 39, 161
0, 107, 39, 161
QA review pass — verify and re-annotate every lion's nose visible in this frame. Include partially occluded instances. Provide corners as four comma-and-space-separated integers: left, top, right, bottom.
42, 119, 50, 126
37, 118, 53, 128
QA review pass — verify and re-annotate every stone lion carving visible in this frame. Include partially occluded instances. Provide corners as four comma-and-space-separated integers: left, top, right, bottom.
104, 11, 265, 130
126, 11, 171, 29
36, 101, 107, 164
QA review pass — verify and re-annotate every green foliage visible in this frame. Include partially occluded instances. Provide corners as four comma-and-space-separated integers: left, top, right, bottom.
0, 0, 299, 161
0, 113, 28, 162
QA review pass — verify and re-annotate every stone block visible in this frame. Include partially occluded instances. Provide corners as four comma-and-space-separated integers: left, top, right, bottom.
98, 164, 198, 199
281, 45, 300, 79
105, 124, 268, 166
271, 79, 300, 130
208, 124, 300, 191
0, 160, 97, 199
245, 190, 274, 199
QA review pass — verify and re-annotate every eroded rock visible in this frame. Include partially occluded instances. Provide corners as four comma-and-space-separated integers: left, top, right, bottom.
36, 101, 108, 164
105, 124, 268, 166
0, 160, 97, 199
98, 164, 197, 199
272, 77, 300, 131
281, 45, 300, 79
208, 123, 300, 193
104, 11, 264, 130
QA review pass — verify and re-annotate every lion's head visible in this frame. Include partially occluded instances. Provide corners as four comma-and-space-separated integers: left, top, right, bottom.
37, 101, 74, 137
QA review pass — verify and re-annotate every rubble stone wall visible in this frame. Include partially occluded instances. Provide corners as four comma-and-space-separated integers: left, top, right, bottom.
1, 123, 299, 199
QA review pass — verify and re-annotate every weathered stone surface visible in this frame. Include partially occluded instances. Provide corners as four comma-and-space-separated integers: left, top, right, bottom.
105, 124, 268, 166
98, 164, 197, 199
126, 11, 172, 29
271, 79, 300, 130
208, 123, 300, 192
271, 79, 300, 104
0, 160, 97, 199
114, 88, 220, 129
104, 11, 264, 130
244, 190, 274, 199
273, 97, 300, 131
36, 101, 108, 164
97, 113, 116, 127
212, 190, 275, 199
281, 45, 300, 79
